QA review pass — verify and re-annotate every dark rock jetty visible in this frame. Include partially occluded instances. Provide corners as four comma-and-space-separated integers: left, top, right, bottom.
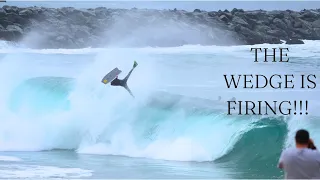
0, 5, 318, 48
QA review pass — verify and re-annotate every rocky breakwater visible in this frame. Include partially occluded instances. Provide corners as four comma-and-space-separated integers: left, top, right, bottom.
0, 5, 320, 48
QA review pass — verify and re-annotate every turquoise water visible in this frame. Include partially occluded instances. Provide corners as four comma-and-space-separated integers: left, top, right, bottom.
1, 1, 320, 178
0, 41, 319, 178
9, 77, 74, 114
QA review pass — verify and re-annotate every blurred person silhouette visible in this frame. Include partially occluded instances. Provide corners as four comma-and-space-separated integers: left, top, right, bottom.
278, 129, 320, 179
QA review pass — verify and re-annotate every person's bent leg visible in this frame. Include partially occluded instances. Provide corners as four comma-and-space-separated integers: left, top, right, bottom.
123, 68, 135, 83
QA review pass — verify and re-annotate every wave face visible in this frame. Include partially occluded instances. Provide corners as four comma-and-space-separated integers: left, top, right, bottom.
1, 40, 320, 178
9, 77, 74, 114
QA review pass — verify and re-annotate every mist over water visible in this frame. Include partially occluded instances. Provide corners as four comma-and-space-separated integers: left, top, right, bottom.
0, 40, 319, 159
0, 1, 320, 178
0, 38, 320, 178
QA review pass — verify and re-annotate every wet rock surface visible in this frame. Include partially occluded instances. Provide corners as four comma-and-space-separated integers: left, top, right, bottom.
0, 5, 316, 48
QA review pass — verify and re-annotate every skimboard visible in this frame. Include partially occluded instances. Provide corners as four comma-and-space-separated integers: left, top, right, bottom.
101, 67, 122, 84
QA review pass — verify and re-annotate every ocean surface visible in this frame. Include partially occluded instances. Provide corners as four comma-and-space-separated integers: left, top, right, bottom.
0, 39, 320, 179
1, 1, 320, 179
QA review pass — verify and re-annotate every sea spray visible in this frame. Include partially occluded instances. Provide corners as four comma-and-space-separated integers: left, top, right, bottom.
0, 43, 318, 165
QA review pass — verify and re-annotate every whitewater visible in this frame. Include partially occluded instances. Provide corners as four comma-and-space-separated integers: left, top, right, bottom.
0, 40, 320, 178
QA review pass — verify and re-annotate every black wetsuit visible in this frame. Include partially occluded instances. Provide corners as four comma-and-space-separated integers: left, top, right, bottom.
110, 67, 135, 97
110, 78, 125, 86
111, 67, 134, 86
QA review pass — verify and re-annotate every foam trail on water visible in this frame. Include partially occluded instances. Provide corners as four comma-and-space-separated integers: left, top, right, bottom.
0, 165, 93, 178
0, 156, 22, 161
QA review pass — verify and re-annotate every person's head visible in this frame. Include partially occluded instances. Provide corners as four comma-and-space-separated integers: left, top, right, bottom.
295, 129, 310, 147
